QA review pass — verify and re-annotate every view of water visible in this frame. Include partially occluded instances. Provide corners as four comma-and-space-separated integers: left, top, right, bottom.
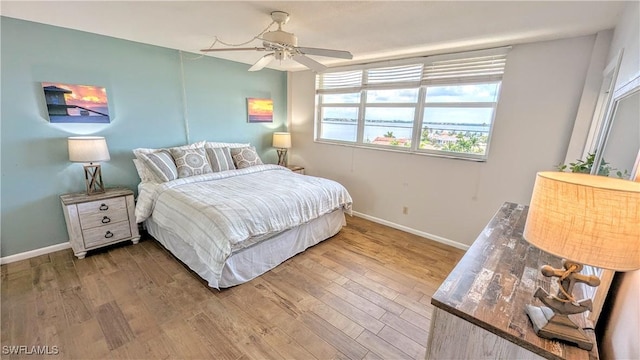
321, 120, 490, 142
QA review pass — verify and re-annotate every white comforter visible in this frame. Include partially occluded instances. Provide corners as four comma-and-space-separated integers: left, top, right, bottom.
135, 164, 352, 282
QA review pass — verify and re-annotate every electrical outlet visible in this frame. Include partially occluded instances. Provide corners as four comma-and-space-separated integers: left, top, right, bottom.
402, 206, 408, 215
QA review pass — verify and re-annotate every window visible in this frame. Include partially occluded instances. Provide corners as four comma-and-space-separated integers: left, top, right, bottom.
315, 47, 509, 160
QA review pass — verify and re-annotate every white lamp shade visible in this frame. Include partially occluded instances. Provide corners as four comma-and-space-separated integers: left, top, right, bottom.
68, 136, 110, 163
273, 132, 291, 149
524, 171, 640, 271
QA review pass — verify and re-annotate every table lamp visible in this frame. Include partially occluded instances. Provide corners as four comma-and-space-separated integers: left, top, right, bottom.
68, 136, 111, 195
523, 171, 640, 350
273, 132, 291, 166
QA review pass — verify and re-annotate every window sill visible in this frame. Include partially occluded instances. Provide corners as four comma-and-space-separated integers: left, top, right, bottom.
313, 139, 488, 162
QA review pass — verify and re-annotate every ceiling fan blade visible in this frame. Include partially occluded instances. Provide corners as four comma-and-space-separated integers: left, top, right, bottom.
249, 53, 275, 72
292, 54, 327, 73
200, 47, 268, 52
296, 46, 353, 59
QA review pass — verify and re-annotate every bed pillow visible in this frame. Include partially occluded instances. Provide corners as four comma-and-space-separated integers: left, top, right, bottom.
205, 141, 251, 149
230, 146, 263, 169
169, 147, 212, 178
132, 159, 160, 183
140, 150, 179, 182
133, 141, 206, 182
205, 146, 236, 172
132, 141, 205, 160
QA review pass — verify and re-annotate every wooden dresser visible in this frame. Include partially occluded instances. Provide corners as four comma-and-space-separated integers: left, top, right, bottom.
426, 202, 598, 360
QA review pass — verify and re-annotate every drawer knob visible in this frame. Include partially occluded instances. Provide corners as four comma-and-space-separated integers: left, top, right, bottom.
101, 216, 111, 224
99, 203, 109, 211
104, 231, 114, 239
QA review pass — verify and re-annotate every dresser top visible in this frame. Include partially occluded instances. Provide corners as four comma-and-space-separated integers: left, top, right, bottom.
60, 187, 133, 205
431, 202, 597, 360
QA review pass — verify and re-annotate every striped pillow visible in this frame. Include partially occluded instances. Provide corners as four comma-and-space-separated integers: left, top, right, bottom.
140, 150, 178, 182
132, 159, 160, 183
205, 147, 236, 172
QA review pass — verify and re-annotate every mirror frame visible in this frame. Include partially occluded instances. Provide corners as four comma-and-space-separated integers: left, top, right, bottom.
591, 73, 640, 174
584, 71, 640, 325
583, 50, 623, 158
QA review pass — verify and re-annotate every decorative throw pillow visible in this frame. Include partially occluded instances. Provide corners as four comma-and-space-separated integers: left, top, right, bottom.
140, 150, 178, 182
169, 147, 212, 178
205, 146, 236, 172
230, 146, 263, 169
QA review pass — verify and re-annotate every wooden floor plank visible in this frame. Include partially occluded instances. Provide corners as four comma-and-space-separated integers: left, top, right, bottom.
186, 312, 245, 360
59, 286, 93, 325
299, 311, 370, 360
325, 282, 387, 319
341, 279, 406, 316
380, 311, 429, 345
94, 301, 135, 350
0, 216, 464, 360
399, 308, 431, 332
320, 291, 385, 334
377, 325, 426, 359
198, 297, 283, 360
356, 329, 413, 360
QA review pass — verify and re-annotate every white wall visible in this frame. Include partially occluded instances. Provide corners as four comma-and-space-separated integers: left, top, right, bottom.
598, 2, 640, 359
289, 35, 596, 248
608, 1, 640, 89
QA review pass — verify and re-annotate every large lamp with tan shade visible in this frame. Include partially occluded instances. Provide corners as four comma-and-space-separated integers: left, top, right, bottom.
523, 171, 640, 350
68, 136, 111, 195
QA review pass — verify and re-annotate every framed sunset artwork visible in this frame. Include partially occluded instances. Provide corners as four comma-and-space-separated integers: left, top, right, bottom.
247, 98, 273, 123
42, 82, 110, 123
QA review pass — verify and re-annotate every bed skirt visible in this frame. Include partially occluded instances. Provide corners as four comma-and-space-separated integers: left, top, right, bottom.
145, 209, 346, 288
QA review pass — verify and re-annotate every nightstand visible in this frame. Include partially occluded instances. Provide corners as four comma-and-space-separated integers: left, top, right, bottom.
60, 187, 140, 259
287, 165, 305, 174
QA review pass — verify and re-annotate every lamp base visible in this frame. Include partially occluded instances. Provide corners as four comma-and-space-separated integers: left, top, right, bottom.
276, 148, 288, 167
83, 164, 105, 195
525, 305, 593, 351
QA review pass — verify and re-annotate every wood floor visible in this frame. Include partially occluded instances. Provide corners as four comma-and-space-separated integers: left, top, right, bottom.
1, 216, 464, 359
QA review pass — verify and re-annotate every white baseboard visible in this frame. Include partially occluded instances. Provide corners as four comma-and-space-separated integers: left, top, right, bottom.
1, 214, 467, 265
0, 242, 71, 265
351, 211, 470, 251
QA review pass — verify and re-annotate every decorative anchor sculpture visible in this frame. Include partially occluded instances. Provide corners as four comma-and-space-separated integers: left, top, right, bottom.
525, 260, 601, 351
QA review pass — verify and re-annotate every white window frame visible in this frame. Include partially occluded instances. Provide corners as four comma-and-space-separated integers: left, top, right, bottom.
314, 47, 510, 161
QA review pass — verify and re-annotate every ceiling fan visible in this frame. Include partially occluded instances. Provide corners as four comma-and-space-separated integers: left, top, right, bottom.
200, 11, 353, 72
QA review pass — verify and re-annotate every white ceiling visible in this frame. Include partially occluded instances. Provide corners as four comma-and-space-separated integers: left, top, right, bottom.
0, 1, 626, 72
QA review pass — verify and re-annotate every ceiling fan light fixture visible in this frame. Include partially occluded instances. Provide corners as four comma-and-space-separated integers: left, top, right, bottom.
200, 10, 352, 72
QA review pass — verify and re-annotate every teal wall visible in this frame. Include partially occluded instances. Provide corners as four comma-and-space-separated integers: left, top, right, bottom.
0, 17, 288, 257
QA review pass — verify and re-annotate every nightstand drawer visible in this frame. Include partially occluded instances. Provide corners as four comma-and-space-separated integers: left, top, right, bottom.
78, 197, 127, 228
83, 221, 132, 248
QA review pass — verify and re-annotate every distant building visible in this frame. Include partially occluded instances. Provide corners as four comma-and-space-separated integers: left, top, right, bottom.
430, 133, 458, 145
371, 136, 410, 146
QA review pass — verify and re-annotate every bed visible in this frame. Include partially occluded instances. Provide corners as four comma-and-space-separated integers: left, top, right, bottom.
135, 162, 352, 289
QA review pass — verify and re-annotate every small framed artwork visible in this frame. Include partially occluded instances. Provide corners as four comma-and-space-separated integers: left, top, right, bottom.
247, 98, 273, 123
42, 82, 110, 123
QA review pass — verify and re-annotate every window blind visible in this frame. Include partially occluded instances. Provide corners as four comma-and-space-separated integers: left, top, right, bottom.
365, 64, 423, 88
316, 47, 510, 93
422, 54, 507, 85
316, 70, 362, 93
